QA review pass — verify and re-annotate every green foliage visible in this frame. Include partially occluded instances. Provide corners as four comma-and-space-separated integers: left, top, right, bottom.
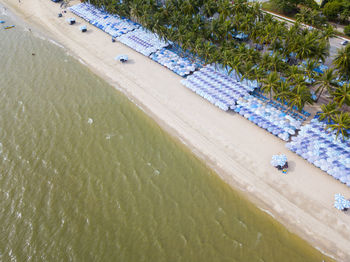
344, 25, 350, 37
270, 0, 299, 14
84, 0, 350, 114
319, 102, 340, 123
333, 45, 350, 80
315, 68, 337, 101
326, 111, 350, 140
296, 7, 328, 28
322, 1, 343, 20
332, 83, 350, 107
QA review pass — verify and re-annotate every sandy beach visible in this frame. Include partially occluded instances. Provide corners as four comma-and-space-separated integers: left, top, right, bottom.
1, 0, 349, 260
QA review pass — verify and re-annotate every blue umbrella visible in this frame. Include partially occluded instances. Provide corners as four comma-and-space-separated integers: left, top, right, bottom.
115, 55, 128, 62
342, 199, 350, 209
334, 193, 344, 201
80, 25, 87, 32
334, 199, 345, 210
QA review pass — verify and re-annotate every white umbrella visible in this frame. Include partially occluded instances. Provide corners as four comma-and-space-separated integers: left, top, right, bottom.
334, 200, 345, 210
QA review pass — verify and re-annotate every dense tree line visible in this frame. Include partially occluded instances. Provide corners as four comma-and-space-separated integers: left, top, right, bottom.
86, 0, 350, 139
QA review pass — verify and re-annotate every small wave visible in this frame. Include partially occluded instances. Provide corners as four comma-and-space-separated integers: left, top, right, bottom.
78, 58, 86, 65
105, 133, 116, 140
48, 39, 65, 49
238, 220, 247, 229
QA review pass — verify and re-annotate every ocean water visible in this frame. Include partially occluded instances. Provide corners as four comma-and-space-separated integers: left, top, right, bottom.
0, 7, 332, 262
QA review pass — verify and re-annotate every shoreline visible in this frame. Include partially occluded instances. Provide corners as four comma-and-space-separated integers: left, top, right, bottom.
1, 0, 350, 260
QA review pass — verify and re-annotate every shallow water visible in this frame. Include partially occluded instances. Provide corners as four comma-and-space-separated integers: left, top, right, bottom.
0, 8, 332, 262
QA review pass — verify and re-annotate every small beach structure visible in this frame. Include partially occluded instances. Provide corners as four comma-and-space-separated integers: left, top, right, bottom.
4, 25, 15, 30
115, 55, 128, 63
79, 25, 87, 32
67, 17, 75, 25
334, 194, 350, 211
271, 154, 288, 173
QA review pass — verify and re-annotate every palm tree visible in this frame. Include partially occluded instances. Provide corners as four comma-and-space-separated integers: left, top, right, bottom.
318, 102, 340, 123
228, 56, 242, 80
286, 65, 301, 82
322, 25, 335, 41
314, 39, 329, 63
274, 80, 291, 105
288, 83, 313, 112
270, 52, 286, 72
315, 68, 337, 101
261, 71, 280, 100
332, 83, 350, 108
240, 61, 257, 81
303, 59, 319, 82
326, 112, 350, 140
333, 45, 350, 80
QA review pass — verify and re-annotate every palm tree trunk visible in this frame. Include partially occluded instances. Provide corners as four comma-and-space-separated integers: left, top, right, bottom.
316, 86, 324, 102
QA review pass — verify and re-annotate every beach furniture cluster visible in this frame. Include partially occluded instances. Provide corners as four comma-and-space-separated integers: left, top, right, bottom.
286, 118, 350, 187
69, 3, 200, 74
69, 3, 139, 37
234, 97, 301, 141
181, 65, 253, 111
168, 45, 206, 70
117, 28, 169, 56
271, 154, 288, 173
150, 48, 198, 77
254, 92, 310, 122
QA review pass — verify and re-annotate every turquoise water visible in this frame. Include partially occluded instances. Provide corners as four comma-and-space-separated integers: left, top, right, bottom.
0, 8, 332, 262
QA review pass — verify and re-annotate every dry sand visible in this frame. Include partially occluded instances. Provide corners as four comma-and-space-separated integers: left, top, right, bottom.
1, 0, 350, 260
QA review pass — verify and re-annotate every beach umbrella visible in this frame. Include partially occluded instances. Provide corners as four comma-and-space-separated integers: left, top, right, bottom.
334, 199, 345, 210
115, 55, 128, 62
342, 199, 350, 209
80, 25, 87, 32
334, 193, 345, 201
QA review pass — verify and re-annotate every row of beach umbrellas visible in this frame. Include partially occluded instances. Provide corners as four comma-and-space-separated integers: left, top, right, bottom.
286, 118, 350, 187
181, 65, 254, 111
150, 48, 198, 77
117, 28, 169, 57
69, 3, 139, 37
235, 96, 302, 139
